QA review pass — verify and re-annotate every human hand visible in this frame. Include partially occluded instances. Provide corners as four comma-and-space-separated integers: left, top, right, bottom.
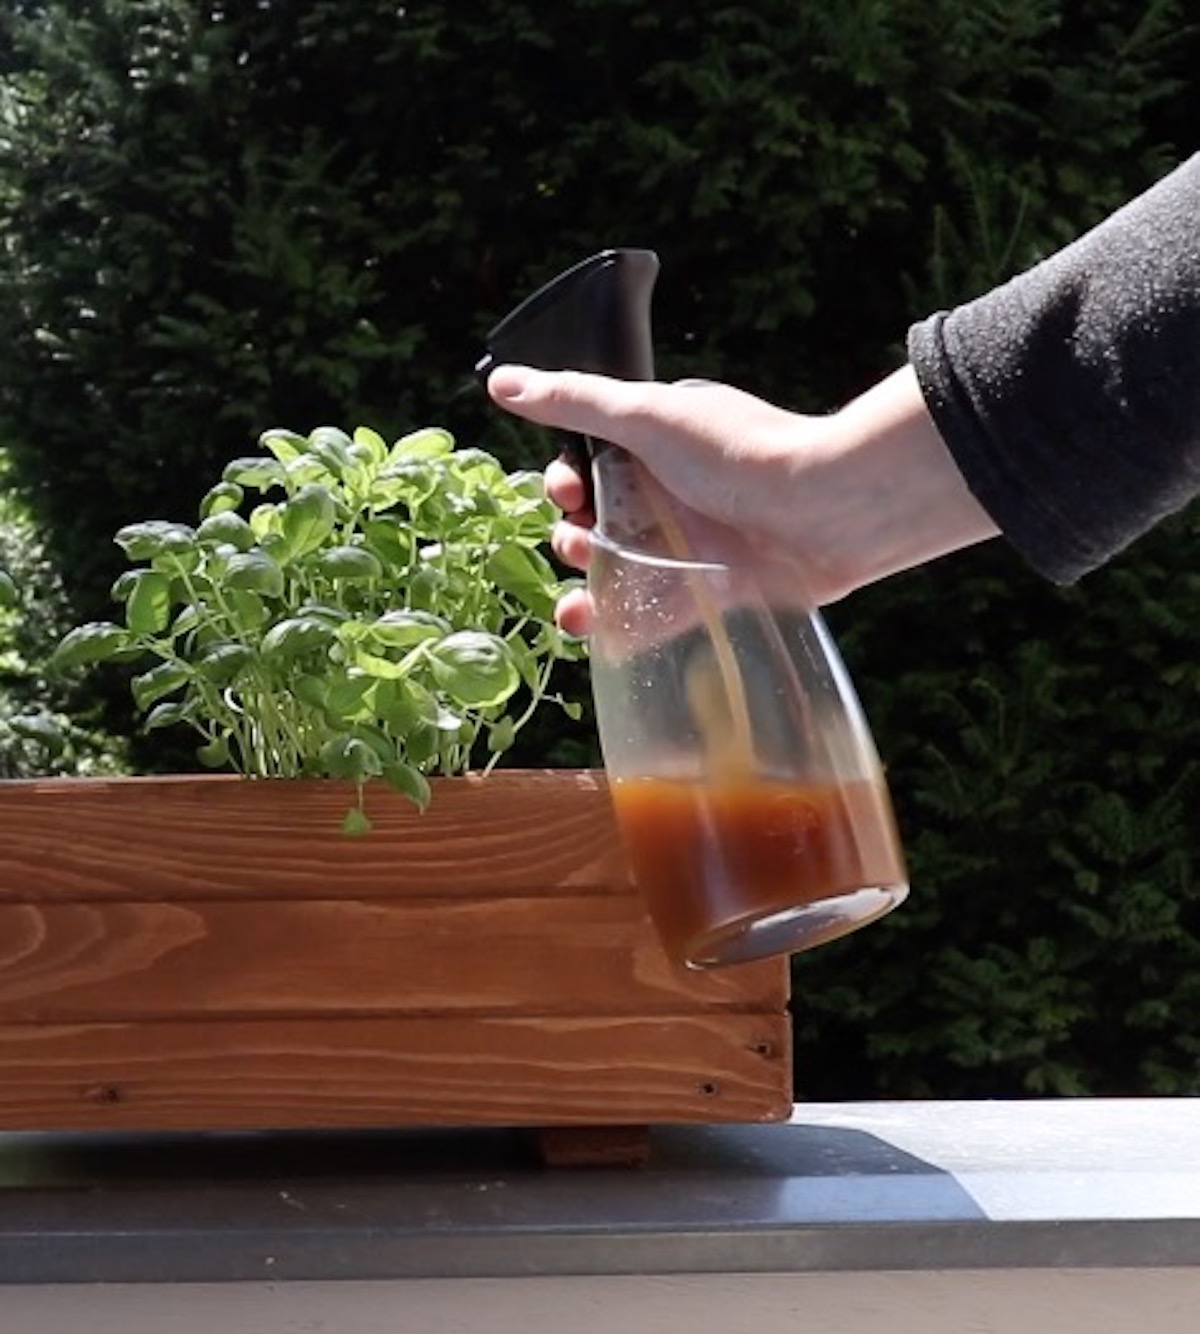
487, 363, 998, 633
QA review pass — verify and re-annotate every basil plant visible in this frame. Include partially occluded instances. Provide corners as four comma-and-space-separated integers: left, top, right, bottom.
52, 425, 584, 832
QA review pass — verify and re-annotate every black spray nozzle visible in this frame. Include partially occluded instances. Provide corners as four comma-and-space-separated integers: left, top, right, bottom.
476, 248, 659, 497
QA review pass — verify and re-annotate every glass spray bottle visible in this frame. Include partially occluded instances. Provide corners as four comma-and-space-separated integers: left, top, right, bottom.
478, 250, 907, 968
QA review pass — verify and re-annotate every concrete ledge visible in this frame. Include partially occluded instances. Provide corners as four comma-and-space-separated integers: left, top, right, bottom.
1, 1100, 1198, 1284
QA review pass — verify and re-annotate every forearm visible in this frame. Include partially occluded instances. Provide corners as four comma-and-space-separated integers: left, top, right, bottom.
909, 153, 1200, 582
804, 365, 999, 599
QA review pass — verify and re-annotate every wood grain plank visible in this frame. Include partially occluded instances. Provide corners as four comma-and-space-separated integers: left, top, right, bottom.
0, 1014, 793, 1130
0, 772, 627, 902
0, 898, 788, 1022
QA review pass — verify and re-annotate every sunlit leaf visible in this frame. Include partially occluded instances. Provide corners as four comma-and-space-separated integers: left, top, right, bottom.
125, 570, 173, 635
197, 510, 256, 551
115, 521, 196, 561
428, 631, 520, 707
222, 456, 289, 491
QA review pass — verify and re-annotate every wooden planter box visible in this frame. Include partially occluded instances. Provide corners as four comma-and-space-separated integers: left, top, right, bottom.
0, 771, 791, 1163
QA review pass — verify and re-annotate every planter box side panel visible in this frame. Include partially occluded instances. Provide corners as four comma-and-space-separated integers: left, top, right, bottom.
0, 898, 786, 1023
0, 772, 628, 901
0, 773, 793, 1134
0, 1014, 793, 1130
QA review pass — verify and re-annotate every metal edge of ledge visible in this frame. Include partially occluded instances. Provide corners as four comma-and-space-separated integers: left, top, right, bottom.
3, 1216, 1200, 1285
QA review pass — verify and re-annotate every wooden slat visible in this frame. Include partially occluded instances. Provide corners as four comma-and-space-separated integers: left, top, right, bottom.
0, 1014, 793, 1130
0, 898, 788, 1022
0, 772, 626, 902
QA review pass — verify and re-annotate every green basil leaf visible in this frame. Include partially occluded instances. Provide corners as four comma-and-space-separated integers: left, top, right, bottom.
373, 459, 442, 510
197, 510, 256, 551
295, 603, 352, 627
115, 521, 196, 561
372, 678, 437, 731
258, 428, 308, 464
199, 481, 244, 518
405, 564, 445, 610
448, 448, 507, 490
427, 631, 519, 708
324, 672, 376, 720
314, 546, 383, 581
351, 724, 395, 765
227, 588, 269, 631
345, 644, 410, 680
291, 674, 329, 711
342, 805, 373, 836
0, 570, 17, 609
195, 641, 254, 685
260, 616, 335, 664
279, 483, 337, 559
150, 543, 203, 577
485, 543, 558, 618
145, 701, 191, 731
306, 426, 355, 479
365, 609, 449, 650
125, 570, 173, 635
224, 550, 285, 597
402, 717, 439, 765
319, 734, 382, 781
248, 502, 283, 541
360, 517, 413, 570
382, 759, 431, 811
50, 622, 130, 671
535, 617, 585, 659
131, 661, 191, 712
110, 570, 140, 603
487, 716, 516, 754
388, 426, 454, 463
352, 425, 389, 465
505, 470, 547, 501
222, 456, 289, 491
259, 531, 290, 563
197, 734, 232, 768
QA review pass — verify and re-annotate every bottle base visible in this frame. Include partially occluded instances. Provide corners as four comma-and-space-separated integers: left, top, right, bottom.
681, 883, 909, 970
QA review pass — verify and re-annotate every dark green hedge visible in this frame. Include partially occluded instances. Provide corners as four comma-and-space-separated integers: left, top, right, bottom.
0, 0, 1196, 1096
2, 1, 1188, 605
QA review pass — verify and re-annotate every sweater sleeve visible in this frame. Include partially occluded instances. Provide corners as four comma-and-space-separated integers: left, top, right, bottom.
907, 154, 1200, 582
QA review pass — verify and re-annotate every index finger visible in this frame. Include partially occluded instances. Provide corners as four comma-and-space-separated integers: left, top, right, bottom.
487, 365, 662, 452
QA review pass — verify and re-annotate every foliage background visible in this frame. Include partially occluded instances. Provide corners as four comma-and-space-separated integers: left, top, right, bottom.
0, 451, 126, 777
0, 0, 1196, 1097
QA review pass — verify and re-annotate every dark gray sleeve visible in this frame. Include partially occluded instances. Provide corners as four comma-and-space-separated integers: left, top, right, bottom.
907, 154, 1200, 582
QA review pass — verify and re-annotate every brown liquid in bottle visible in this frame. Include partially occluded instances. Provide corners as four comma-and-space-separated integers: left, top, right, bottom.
612, 775, 906, 968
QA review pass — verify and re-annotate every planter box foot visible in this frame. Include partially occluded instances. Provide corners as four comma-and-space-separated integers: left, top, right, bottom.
533, 1125, 651, 1169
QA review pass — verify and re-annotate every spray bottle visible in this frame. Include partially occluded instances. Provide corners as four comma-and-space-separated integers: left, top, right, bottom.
478, 250, 907, 968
